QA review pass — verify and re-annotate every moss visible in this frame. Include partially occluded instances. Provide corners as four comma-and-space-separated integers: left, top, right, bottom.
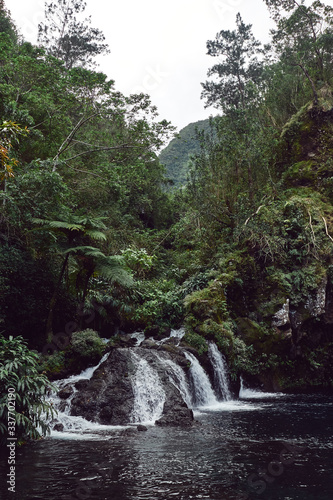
282, 160, 317, 187
184, 279, 228, 325
183, 331, 208, 355
39, 350, 66, 378
280, 97, 333, 167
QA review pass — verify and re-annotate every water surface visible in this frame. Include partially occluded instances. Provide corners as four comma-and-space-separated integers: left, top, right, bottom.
1, 394, 333, 500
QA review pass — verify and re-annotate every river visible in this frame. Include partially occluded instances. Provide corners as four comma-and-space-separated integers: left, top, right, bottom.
1, 393, 333, 500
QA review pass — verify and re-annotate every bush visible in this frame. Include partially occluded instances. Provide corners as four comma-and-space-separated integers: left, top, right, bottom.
0, 335, 56, 444
39, 350, 66, 379
70, 329, 105, 361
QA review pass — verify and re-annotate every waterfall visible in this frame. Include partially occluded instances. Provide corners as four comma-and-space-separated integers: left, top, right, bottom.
65, 352, 110, 383
239, 377, 284, 399
130, 352, 166, 423
170, 328, 186, 340
47, 352, 111, 432
208, 343, 232, 401
156, 353, 192, 408
184, 351, 218, 407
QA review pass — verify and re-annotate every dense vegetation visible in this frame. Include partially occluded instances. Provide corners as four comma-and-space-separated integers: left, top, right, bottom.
1, 0, 333, 440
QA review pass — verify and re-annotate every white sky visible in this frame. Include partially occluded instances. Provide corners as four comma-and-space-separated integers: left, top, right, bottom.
9, 0, 278, 131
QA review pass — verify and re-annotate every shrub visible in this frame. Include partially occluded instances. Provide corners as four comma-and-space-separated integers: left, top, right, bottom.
70, 329, 105, 361
0, 335, 56, 444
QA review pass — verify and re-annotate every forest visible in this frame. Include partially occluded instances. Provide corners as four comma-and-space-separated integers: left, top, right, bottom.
0, 0, 333, 442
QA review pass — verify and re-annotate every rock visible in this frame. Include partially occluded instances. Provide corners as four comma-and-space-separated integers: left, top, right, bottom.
141, 339, 158, 349
120, 427, 138, 436
58, 385, 74, 399
53, 423, 64, 432
70, 347, 195, 428
70, 348, 135, 425
155, 405, 194, 427
137, 424, 148, 431
114, 334, 137, 348
272, 299, 290, 328
144, 325, 160, 338
74, 380, 89, 391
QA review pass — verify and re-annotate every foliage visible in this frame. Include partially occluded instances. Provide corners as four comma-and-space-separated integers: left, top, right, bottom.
0, 335, 56, 443
121, 247, 156, 279
130, 279, 184, 329
0, 0, 333, 394
201, 13, 264, 112
38, 0, 110, 69
69, 329, 105, 360
0, 1, 17, 42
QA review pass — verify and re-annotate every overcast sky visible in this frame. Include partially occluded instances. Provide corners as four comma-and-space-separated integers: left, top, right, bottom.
9, 0, 277, 131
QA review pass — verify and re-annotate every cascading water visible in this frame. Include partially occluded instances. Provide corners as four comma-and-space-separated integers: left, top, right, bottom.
208, 342, 232, 401
47, 352, 111, 432
156, 353, 192, 408
184, 351, 218, 406
47, 328, 237, 434
130, 352, 166, 423
239, 377, 284, 399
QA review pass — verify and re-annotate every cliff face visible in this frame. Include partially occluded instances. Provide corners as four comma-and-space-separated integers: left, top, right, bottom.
184, 97, 333, 392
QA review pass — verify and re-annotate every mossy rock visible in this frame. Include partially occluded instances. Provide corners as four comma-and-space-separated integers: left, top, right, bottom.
236, 317, 289, 356
282, 160, 317, 188
184, 279, 228, 324
281, 98, 333, 166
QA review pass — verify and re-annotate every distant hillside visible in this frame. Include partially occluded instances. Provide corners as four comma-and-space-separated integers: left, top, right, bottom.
159, 119, 212, 187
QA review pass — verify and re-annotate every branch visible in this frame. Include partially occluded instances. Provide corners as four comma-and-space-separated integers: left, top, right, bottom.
64, 162, 106, 180
53, 113, 99, 168
322, 216, 333, 243
244, 205, 264, 225
63, 144, 136, 162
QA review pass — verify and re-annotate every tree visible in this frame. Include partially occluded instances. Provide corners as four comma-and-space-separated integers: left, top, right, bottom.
201, 13, 264, 112
266, 1, 333, 105
0, 0, 17, 42
200, 14, 271, 202
0, 335, 56, 444
38, 0, 110, 69
66, 245, 133, 315
32, 215, 109, 340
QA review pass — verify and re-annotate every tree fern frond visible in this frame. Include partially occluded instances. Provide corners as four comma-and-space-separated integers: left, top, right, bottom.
84, 230, 107, 241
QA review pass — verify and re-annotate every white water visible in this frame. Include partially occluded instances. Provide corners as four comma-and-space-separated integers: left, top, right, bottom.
170, 328, 186, 340
239, 377, 285, 399
208, 342, 232, 401
47, 352, 113, 434
184, 351, 218, 407
156, 353, 192, 407
130, 331, 145, 346
130, 352, 166, 424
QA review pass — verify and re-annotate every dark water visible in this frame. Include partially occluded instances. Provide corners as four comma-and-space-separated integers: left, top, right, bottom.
1, 394, 333, 500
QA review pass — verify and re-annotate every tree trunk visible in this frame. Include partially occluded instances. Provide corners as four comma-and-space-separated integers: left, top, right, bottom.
298, 63, 318, 106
